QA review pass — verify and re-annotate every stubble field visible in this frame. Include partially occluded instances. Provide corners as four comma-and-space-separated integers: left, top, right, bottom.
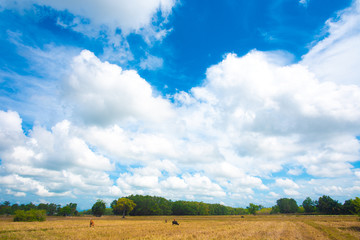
0, 215, 359, 240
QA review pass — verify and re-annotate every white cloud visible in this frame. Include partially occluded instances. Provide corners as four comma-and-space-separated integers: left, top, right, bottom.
1, 0, 360, 206
0, 0, 177, 36
287, 168, 303, 176
275, 178, 300, 189
6, 189, 26, 197
284, 189, 300, 196
302, 0, 360, 85
64, 50, 174, 126
161, 176, 187, 190
299, 0, 308, 7
0, 110, 25, 151
140, 54, 164, 70
0, 110, 116, 200
269, 192, 280, 198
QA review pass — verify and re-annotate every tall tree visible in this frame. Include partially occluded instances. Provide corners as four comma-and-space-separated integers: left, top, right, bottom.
113, 198, 136, 218
92, 199, 106, 217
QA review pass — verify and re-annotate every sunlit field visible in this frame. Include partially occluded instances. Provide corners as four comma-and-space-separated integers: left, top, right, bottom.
1, 215, 359, 240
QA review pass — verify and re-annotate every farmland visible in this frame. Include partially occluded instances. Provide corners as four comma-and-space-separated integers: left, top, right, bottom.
0, 215, 359, 239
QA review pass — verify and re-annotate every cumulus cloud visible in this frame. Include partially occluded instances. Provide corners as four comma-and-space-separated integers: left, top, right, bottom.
63, 50, 174, 126
275, 178, 300, 189
2, 41, 360, 206
0, 110, 115, 199
1, 0, 360, 206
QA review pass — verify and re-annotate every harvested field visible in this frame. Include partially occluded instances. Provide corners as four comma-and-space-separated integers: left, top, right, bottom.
0, 215, 359, 239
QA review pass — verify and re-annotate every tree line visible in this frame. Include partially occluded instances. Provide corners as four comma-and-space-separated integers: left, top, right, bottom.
1, 195, 359, 218
89, 195, 360, 217
270, 196, 360, 215
0, 201, 79, 216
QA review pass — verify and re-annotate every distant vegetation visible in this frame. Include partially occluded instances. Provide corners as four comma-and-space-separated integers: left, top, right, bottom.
1, 195, 359, 220
13, 209, 46, 222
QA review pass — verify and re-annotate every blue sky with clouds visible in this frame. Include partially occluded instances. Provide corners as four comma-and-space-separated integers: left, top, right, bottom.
0, 0, 360, 209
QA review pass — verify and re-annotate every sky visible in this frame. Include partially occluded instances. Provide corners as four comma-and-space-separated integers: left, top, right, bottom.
0, 0, 360, 210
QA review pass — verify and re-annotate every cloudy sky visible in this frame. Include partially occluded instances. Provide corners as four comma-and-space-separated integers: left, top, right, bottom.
0, 0, 359, 210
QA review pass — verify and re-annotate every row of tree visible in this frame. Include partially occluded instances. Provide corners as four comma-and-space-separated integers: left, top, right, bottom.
269, 196, 360, 215
2, 195, 359, 217
0, 201, 78, 216
89, 195, 360, 217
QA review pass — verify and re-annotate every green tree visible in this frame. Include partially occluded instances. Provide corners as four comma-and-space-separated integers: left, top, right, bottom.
127, 195, 172, 215
47, 203, 59, 216
317, 195, 341, 214
276, 198, 298, 213
92, 199, 106, 217
58, 203, 78, 216
247, 203, 261, 215
0, 201, 11, 215
113, 198, 136, 218
302, 197, 316, 213
342, 199, 356, 214
352, 197, 360, 215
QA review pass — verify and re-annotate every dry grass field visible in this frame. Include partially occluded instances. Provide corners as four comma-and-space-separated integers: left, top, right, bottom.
0, 215, 359, 240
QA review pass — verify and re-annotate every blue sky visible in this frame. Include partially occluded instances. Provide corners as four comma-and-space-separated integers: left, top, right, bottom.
0, 0, 360, 210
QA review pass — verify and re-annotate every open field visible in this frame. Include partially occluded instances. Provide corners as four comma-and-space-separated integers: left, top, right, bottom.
0, 215, 359, 240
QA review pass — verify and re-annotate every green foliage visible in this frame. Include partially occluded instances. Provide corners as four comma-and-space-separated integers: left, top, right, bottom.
270, 205, 280, 214
342, 199, 356, 214
247, 203, 261, 215
256, 207, 272, 215
81, 209, 93, 215
13, 209, 46, 222
104, 208, 114, 215
113, 198, 136, 218
37, 203, 60, 216
127, 195, 172, 215
317, 195, 341, 215
276, 198, 298, 213
298, 206, 305, 213
172, 201, 200, 215
209, 203, 229, 215
302, 197, 317, 213
58, 203, 78, 216
92, 199, 106, 217
351, 197, 360, 215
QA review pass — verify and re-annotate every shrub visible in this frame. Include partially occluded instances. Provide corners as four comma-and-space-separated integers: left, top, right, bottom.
14, 209, 46, 222
256, 208, 272, 215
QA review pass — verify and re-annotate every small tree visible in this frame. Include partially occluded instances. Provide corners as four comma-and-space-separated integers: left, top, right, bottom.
113, 198, 136, 218
92, 200, 106, 217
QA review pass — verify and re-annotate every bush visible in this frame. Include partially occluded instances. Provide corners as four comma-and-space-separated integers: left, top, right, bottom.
256, 208, 272, 215
14, 209, 46, 222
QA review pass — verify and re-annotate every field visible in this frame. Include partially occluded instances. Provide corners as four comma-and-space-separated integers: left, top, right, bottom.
0, 215, 359, 240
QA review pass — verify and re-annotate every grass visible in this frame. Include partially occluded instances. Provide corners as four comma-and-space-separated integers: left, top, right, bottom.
0, 215, 359, 239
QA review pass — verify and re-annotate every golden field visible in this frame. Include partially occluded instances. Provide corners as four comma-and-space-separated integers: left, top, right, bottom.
0, 215, 359, 240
